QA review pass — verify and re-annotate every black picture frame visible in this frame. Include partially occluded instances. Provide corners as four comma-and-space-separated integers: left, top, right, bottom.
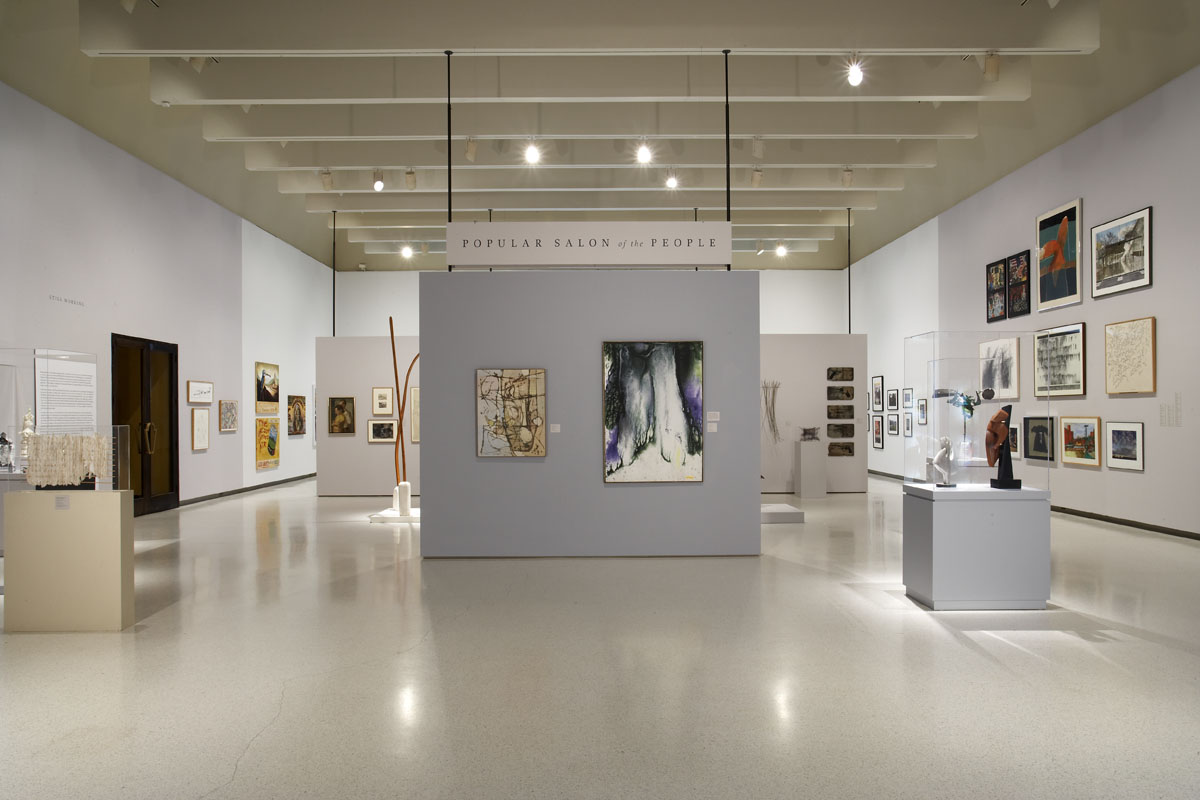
987, 257, 1007, 323
871, 376, 884, 411
1007, 249, 1032, 318
904, 413, 913, 437
886, 389, 899, 411
887, 413, 899, 435
917, 398, 928, 425
1023, 416, 1056, 461
902, 388, 914, 408
872, 415, 884, 449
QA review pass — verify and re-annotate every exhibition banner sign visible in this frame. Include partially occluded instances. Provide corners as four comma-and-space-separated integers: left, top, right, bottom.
446, 222, 732, 266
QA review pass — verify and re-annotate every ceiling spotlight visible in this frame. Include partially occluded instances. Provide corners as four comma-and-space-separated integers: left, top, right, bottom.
401, 245, 414, 259
665, 172, 679, 190
464, 137, 478, 163
120, 0, 138, 13
524, 143, 541, 164
775, 242, 788, 257
372, 169, 384, 192
756, 240, 766, 256
188, 57, 207, 74
357, 263, 367, 272
319, 169, 333, 191
636, 143, 653, 164
847, 57, 864, 87
420, 242, 429, 255
405, 168, 417, 190
841, 168, 854, 188
983, 52, 1000, 82
751, 168, 764, 189
751, 137, 765, 160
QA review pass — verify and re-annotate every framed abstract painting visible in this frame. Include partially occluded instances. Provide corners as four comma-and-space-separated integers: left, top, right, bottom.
986, 257, 1007, 322
479, 368, 547, 458
1036, 199, 1082, 312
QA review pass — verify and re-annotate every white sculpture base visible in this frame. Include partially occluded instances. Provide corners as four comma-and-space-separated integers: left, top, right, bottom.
368, 483, 420, 524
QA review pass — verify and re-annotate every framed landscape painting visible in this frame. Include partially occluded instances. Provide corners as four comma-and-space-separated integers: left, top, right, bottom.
1092, 207, 1151, 298
1106, 421, 1144, 471
255, 417, 279, 470
1104, 316, 1156, 395
1060, 416, 1101, 467
478, 368, 548, 458
1036, 199, 1082, 312
1034, 323, 1085, 397
603, 342, 701, 481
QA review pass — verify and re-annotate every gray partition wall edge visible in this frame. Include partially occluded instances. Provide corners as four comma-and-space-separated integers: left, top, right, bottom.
420, 270, 761, 557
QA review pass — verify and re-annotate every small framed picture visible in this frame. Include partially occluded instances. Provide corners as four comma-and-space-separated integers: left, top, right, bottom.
902, 388, 914, 409
903, 413, 913, 437
1060, 416, 1101, 467
1105, 421, 1144, 471
218, 400, 238, 432
1092, 206, 1151, 298
917, 398, 928, 425
368, 418, 398, 443
191, 407, 209, 450
372, 386, 394, 416
886, 389, 899, 411
1008, 425, 1021, 459
986, 257, 1007, 322
328, 396, 356, 434
887, 413, 899, 435
871, 376, 884, 411
1024, 417, 1055, 461
872, 415, 884, 449
410, 387, 421, 443
187, 380, 214, 404
287, 395, 307, 435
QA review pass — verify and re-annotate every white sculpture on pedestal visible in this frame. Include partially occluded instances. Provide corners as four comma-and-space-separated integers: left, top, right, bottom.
20, 408, 35, 459
933, 436, 954, 486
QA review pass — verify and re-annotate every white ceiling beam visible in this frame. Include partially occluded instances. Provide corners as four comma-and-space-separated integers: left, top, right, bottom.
245, 139, 939, 171
281, 168, 904, 194
150, 54, 1030, 105
204, 102, 978, 141
81, 0, 1099, 56
305, 190, 878, 213
326, 210, 857, 227
346, 225, 838, 243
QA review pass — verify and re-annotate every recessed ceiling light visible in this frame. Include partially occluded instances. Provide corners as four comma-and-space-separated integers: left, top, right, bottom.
665, 172, 679, 190
524, 143, 541, 164
401, 245, 413, 259
775, 242, 788, 257
372, 169, 384, 192
847, 58, 864, 87
636, 143, 652, 164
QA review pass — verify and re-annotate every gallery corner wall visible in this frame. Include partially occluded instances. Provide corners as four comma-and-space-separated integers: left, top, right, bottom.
851, 64, 1200, 534
419, 270, 761, 557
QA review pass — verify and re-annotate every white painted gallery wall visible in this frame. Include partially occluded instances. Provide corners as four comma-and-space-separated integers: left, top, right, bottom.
852, 64, 1200, 534
0, 80, 330, 502
333, 271, 421, 337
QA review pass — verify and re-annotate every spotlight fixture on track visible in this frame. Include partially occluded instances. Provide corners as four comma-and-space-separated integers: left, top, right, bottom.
420, 242, 429, 255
357, 263, 367, 272
121, 0, 138, 13
372, 169, 384, 192
775, 242, 788, 257
188, 57, 207, 74
665, 171, 679, 190
405, 168, 417, 190
524, 142, 541, 164
756, 240, 766, 256
464, 137, 478, 163
751, 168, 764, 189
636, 142, 653, 164
982, 52, 1000, 82
841, 168, 854, 188
401, 245, 414, 259
751, 136, 765, 160
319, 169, 333, 191
847, 55, 864, 87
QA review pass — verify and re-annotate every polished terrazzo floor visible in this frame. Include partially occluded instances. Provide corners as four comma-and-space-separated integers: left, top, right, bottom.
1, 478, 1198, 799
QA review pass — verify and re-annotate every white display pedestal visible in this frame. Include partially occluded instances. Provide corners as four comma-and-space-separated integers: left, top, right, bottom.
793, 441, 826, 499
369, 483, 420, 524
3, 490, 134, 631
902, 484, 1050, 611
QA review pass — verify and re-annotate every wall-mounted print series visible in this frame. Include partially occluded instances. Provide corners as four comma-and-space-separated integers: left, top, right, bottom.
603, 342, 702, 482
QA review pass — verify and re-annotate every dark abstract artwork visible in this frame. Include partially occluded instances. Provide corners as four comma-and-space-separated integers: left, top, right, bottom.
827, 367, 855, 382
477, 368, 547, 457
604, 341, 703, 482
828, 405, 854, 419
827, 386, 854, 401
828, 442, 854, 457
827, 424, 854, 439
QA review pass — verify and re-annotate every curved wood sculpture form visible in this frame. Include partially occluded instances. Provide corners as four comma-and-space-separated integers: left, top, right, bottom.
389, 316, 420, 484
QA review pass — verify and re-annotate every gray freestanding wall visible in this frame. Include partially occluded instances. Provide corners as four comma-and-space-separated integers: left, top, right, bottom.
419, 270, 761, 557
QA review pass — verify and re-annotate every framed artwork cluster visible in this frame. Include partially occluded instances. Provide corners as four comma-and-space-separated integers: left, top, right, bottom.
185, 379, 239, 450
984, 250, 1032, 323
825, 366, 855, 457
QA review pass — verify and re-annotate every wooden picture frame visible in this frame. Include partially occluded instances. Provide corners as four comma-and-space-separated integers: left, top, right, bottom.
367, 418, 398, 443
1036, 198, 1083, 312
328, 396, 356, 434
1092, 206, 1151, 298
254, 361, 280, 414
191, 407, 209, 451
218, 400, 238, 432
1034, 322, 1086, 397
372, 386, 394, 416
1104, 316, 1156, 395
186, 380, 214, 404
1060, 416, 1101, 467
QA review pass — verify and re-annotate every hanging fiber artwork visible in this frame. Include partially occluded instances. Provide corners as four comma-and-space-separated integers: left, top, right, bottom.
25, 433, 111, 488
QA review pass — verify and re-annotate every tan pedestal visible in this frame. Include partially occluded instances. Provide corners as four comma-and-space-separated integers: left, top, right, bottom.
3, 490, 134, 632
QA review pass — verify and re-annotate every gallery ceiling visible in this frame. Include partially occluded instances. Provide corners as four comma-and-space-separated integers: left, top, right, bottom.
2, 0, 1199, 270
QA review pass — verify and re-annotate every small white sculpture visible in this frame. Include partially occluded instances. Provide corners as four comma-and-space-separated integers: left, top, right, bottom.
20, 408, 35, 458
933, 436, 954, 485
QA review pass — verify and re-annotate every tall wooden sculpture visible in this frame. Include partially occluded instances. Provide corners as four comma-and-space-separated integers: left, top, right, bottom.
389, 315, 419, 514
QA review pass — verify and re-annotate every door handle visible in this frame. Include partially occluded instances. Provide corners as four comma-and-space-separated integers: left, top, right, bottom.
144, 422, 158, 455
